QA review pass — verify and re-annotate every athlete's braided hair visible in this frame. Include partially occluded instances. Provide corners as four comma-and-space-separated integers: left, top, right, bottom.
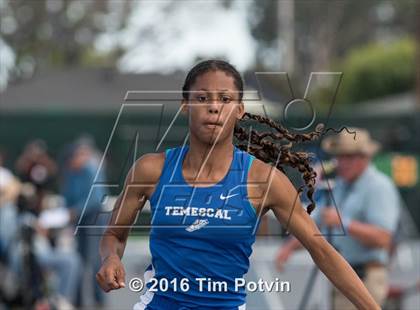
182, 59, 323, 215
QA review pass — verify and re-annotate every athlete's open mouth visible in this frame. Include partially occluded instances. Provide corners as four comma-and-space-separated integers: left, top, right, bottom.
203, 123, 222, 130
203, 121, 222, 127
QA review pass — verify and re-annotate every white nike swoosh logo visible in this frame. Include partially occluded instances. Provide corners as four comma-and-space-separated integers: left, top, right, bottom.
220, 193, 239, 200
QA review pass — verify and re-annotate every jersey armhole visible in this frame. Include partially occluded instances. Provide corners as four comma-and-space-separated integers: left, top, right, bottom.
148, 148, 170, 206
244, 154, 257, 218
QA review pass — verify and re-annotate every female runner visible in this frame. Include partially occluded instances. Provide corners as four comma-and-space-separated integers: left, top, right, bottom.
96, 59, 380, 310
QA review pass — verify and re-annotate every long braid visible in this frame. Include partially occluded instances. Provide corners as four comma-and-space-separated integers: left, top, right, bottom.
234, 112, 324, 215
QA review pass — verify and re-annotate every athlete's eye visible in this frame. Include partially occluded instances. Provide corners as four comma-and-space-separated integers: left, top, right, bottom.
220, 95, 232, 103
196, 95, 207, 102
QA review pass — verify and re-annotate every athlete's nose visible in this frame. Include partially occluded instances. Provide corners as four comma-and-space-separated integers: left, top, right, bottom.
208, 105, 219, 114
208, 98, 221, 114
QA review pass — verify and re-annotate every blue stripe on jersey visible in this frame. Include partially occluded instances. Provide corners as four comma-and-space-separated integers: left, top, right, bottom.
145, 144, 260, 308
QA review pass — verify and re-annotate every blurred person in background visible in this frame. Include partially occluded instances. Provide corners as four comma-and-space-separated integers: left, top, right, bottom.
0, 146, 80, 308
15, 140, 58, 215
0, 149, 21, 262
0, 149, 21, 307
275, 128, 401, 310
13, 182, 81, 309
61, 138, 108, 308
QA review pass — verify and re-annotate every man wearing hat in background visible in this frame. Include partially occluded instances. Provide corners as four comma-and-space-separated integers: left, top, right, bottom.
275, 127, 401, 310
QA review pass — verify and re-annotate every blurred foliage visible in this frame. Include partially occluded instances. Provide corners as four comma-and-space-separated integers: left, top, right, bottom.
248, 0, 418, 90
0, 0, 128, 80
315, 37, 416, 105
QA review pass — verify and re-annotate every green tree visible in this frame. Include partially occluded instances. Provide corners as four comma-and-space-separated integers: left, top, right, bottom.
336, 37, 416, 104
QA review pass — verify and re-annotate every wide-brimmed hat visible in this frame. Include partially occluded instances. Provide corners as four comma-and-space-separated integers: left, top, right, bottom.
321, 127, 381, 156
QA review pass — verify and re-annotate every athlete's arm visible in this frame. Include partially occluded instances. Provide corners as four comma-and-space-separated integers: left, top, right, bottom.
96, 153, 164, 292
258, 163, 380, 310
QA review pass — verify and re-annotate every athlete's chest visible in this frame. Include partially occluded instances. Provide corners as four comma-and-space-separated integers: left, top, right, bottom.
150, 184, 257, 238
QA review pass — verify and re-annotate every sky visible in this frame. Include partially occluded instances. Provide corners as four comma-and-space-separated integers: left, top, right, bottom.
95, 0, 257, 74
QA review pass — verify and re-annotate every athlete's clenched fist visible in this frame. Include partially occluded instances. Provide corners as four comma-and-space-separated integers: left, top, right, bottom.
96, 254, 126, 292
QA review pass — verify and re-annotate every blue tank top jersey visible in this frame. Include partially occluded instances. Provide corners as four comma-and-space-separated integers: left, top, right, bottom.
137, 144, 260, 309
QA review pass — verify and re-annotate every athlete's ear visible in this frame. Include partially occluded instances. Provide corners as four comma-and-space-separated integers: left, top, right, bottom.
181, 99, 189, 115
236, 100, 245, 120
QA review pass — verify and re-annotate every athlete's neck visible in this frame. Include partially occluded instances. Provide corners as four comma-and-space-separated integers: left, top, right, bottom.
183, 141, 234, 182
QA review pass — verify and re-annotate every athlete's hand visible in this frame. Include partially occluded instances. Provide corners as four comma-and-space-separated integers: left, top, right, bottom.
96, 254, 126, 292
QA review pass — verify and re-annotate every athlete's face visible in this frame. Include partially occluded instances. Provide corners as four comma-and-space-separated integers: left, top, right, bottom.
181, 70, 245, 145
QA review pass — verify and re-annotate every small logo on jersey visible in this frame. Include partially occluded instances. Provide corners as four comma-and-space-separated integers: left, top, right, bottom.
186, 219, 209, 232
220, 193, 238, 200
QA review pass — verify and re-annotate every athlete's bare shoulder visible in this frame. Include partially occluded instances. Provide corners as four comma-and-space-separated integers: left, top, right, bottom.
129, 152, 166, 199
134, 152, 165, 179
248, 156, 274, 184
